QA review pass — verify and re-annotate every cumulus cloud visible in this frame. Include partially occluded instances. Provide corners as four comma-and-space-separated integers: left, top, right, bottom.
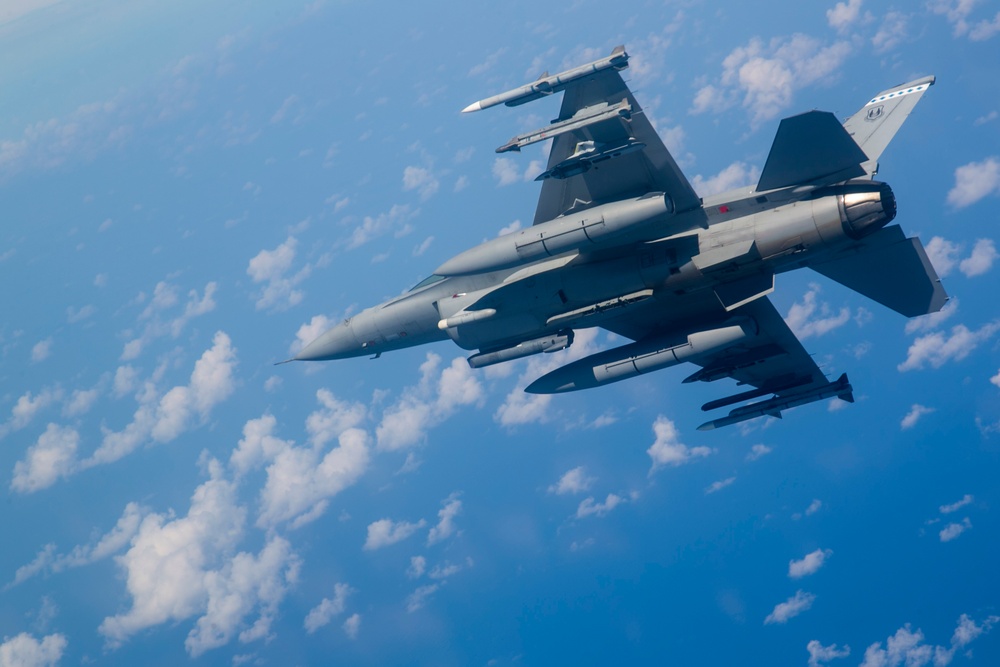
807, 639, 850, 667
705, 477, 736, 495
947, 157, 1000, 208
746, 443, 773, 461
364, 518, 426, 551
402, 165, 439, 200
304, 583, 353, 634
246, 237, 311, 311
0, 386, 63, 439
10, 424, 79, 493
789, 548, 833, 579
31, 337, 53, 362
406, 584, 440, 613
931, 1, 1000, 41
347, 204, 417, 249
377, 353, 484, 450
904, 298, 958, 334
98, 460, 300, 657
901, 404, 935, 430
827, 0, 863, 31
576, 493, 625, 519
959, 238, 998, 277
924, 236, 960, 278
939, 517, 972, 542
494, 329, 602, 428
229, 393, 369, 529
859, 614, 999, 667
427, 492, 462, 546
872, 11, 909, 53
121, 281, 218, 360
342, 613, 361, 639
548, 466, 596, 495
647, 416, 712, 472
0, 632, 67, 667
786, 284, 851, 340
897, 321, 1000, 371
692, 161, 760, 198
940, 494, 973, 514
691, 35, 852, 126
89, 332, 238, 469
764, 590, 816, 624
492, 157, 522, 186
290, 314, 337, 355
9, 502, 146, 587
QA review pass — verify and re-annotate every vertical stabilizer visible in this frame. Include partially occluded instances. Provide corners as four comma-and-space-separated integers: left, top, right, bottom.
843, 76, 935, 175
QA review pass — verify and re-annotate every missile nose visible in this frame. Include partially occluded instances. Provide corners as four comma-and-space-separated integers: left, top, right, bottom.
294, 319, 361, 361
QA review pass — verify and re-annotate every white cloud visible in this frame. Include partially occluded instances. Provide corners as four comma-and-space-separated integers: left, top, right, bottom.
904, 297, 958, 334
89, 332, 237, 469
931, 0, 1000, 41
548, 466, 595, 495
939, 517, 972, 542
705, 477, 736, 495
860, 614, 999, 667
764, 590, 815, 624
692, 161, 760, 197
872, 11, 909, 53
827, 0, 863, 31
427, 492, 462, 546
121, 281, 218, 360
947, 157, 1000, 208
786, 284, 851, 340
692, 35, 852, 126
31, 337, 52, 362
304, 583, 353, 634
99, 460, 296, 656
498, 220, 522, 237
230, 397, 369, 529
247, 238, 310, 311
10, 424, 79, 493
63, 387, 100, 417
0, 632, 67, 667
806, 499, 823, 516
924, 236, 960, 278
647, 416, 712, 471
959, 238, 998, 277
897, 321, 1000, 371
347, 204, 416, 249
494, 329, 602, 428
575, 493, 625, 519
342, 613, 361, 639
901, 404, 935, 430
807, 639, 850, 667
789, 548, 833, 579
746, 444, 773, 461
377, 353, 484, 450
406, 584, 439, 613
939, 494, 973, 514
407, 556, 426, 579
290, 314, 335, 355
363, 518, 426, 551
992, 369, 1000, 388
412, 236, 434, 257
1, 386, 63, 437
402, 165, 439, 200
492, 157, 522, 186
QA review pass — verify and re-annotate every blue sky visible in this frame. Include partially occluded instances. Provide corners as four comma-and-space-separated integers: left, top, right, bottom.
1, 0, 999, 665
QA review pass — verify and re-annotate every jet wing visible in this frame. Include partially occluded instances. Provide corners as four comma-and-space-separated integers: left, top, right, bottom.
532, 66, 702, 223
464, 46, 701, 224
600, 295, 851, 430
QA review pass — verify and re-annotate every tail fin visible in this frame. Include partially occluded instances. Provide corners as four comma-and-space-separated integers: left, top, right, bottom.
843, 76, 935, 176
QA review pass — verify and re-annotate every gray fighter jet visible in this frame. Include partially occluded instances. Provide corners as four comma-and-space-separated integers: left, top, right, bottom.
291, 45, 946, 430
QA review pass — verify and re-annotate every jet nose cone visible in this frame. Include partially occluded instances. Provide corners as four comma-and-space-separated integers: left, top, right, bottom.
295, 320, 360, 361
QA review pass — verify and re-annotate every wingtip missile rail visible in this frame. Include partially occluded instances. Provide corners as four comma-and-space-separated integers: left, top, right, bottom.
461, 45, 629, 113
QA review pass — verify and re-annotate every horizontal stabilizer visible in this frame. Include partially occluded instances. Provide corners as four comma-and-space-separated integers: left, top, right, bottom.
810, 225, 947, 317
757, 111, 868, 191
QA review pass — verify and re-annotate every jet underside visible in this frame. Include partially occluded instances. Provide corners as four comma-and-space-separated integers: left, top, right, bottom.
293, 45, 945, 430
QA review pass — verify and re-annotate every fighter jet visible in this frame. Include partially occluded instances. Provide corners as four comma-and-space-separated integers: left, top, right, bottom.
291, 45, 946, 430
